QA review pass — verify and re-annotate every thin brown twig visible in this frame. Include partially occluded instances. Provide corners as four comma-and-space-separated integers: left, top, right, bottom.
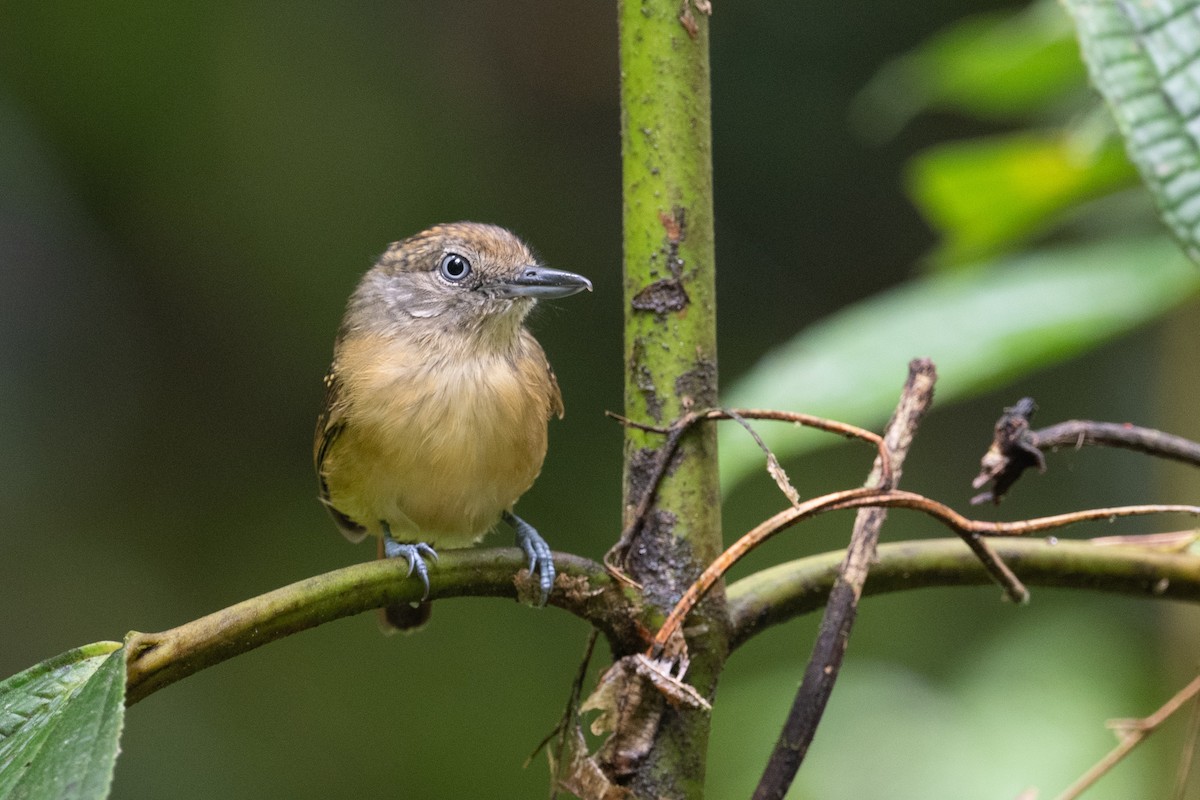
1172, 675, 1200, 800
818, 493, 1027, 602
753, 357, 936, 800
1090, 530, 1199, 550
723, 408, 802, 507
651, 490, 1200, 653
604, 407, 891, 576
528, 628, 599, 793
1054, 674, 1200, 800
961, 533, 1029, 603
972, 399, 1200, 504
697, 408, 894, 487
650, 487, 879, 655
604, 410, 697, 584
1035, 420, 1200, 467
824, 492, 1200, 538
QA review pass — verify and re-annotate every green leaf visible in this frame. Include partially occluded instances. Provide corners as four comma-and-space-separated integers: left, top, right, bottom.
908, 127, 1138, 267
0, 643, 126, 800
855, 0, 1087, 140
720, 236, 1199, 492
1062, 0, 1200, 261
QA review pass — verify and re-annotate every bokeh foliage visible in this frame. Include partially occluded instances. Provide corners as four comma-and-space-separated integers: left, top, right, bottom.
2, 2, 1200, 798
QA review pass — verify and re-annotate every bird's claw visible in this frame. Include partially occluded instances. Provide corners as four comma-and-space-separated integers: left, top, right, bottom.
504, 511, 555, 606
382, 539, 439, 600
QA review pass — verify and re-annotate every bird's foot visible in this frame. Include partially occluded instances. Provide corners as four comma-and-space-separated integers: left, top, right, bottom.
503, 511, 555, 606
382, 534, 439, 600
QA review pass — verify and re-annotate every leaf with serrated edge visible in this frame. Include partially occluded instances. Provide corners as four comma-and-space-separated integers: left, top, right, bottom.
1063, 0, 1200, 261
0, 642, 126, 800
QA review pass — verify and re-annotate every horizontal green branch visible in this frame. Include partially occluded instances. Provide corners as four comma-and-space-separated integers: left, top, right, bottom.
727, 537, 1200, 649
124, 549, 630, 705
122, 536, 1200, 705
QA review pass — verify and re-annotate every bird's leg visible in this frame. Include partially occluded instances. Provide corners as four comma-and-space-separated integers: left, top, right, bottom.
503, 511, 555, 605
380, 521, 439, 600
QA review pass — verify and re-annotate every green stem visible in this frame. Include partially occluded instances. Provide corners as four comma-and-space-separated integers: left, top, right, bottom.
117, 535, 1200, 721
727, 537, 1200, 649
618, 1, 723, 796
124, 549, 627, 705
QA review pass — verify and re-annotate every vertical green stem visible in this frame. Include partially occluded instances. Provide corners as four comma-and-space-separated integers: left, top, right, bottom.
619, 1, 725, 797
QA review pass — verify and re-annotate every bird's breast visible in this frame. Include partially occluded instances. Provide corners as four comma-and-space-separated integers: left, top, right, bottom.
324, 332, 554, 545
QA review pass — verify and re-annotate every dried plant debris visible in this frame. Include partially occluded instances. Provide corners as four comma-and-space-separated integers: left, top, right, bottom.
972, 397, 1046, 505
550, 723, 633, 800
581, 654, 711, 778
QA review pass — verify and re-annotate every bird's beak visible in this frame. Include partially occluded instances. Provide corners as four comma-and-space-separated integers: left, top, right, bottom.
494, 266, 593, 299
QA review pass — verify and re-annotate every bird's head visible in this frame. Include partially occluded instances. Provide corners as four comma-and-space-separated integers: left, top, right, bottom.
347, 222, 591, 340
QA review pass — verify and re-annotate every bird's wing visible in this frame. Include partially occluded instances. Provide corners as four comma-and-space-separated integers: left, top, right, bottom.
522, 329, 564, 420
546, 358, 565, 420
313, 369, 343, 472
314, 368, 369, 541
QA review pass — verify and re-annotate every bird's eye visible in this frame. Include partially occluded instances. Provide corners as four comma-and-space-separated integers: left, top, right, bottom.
439, 253, 472, 282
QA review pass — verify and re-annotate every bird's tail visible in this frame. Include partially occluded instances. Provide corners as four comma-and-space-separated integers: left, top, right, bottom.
378, 601, 432, 633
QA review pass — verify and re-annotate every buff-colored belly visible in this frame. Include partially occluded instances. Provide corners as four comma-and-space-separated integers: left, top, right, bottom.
323, 345, 551, 548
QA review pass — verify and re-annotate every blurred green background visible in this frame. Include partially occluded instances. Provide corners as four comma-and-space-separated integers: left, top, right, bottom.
2, 2, 1199, 798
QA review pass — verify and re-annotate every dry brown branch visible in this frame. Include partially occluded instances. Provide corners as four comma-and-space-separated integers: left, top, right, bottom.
753, 357, 935, 800
651, 490, 1200, 654
604, 407, 891, 577
722, 408, 803, 507
650, 487, 877, 655
530, 630, 598, 776
973, 397, 1200, 504
1054, 674, 1200, 800
1172, 681, 1200, 800
825, 492, 1200, 538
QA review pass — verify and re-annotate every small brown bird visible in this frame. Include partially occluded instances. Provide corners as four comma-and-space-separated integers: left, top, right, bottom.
314, 222, 591, 629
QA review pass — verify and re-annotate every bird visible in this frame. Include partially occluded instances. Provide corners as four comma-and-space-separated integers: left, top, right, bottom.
314, 222, 591, 630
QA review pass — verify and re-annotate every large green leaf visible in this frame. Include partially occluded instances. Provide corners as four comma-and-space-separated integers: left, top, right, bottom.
908, 128, 1138, 267
0, 643, 126, 800
719, 236, 1199, 492
855, 0, 1086, 140
1063, 0, 1200, 261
